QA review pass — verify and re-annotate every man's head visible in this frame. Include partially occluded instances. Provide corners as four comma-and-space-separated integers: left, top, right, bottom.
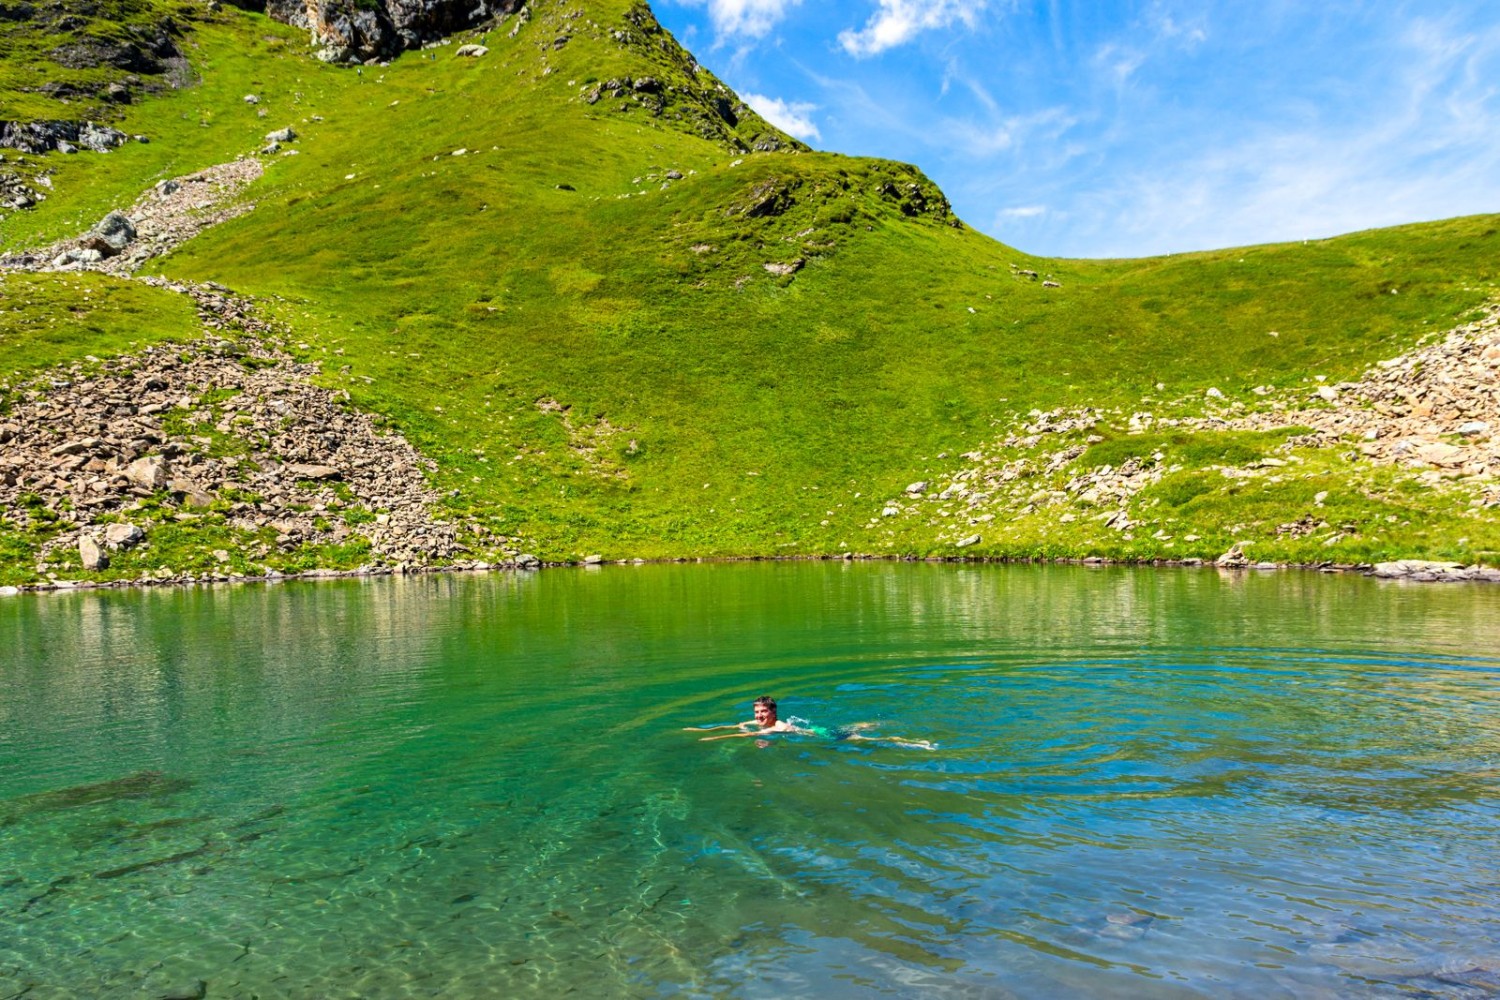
753, 696, 777, 726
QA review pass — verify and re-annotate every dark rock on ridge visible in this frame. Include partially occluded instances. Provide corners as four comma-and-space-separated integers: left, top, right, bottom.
230, 0, 527, 62
0, 120, 128, 154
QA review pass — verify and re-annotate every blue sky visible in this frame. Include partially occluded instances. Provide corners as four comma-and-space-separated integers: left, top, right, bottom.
651, 1, 1500, 258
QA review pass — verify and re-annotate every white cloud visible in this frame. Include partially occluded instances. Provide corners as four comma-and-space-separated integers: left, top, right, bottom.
743, 92, 823, 141
941, 106, 1075, 157
684, 0, 801, 40
1064, 18, 1500, 257
999, 205, 1046, 218
839, 0, 988, 57
1094, 42, 1146, 86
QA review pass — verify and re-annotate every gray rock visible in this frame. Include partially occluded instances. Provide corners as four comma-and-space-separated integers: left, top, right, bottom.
1215, 543, 1249, 568
955, 534, 981, 548
244, 94, 261, 104
904, 481, 928, 494
455, 44, 488, 57
80, 210, 137, 255
265, 127, 297, 143
157, 980, 207, 1000
1371, 559, 1465, 579
155, 178, 181, 198
1415, 441, 1464, 466
168, 478, 215, 508
49, 438, 99, 456
1457, 420, 1490, 437
288, 463, 340, 480
77, 122, 128, 152
125, 455, 171, 490
79, 535, 109, 571
104, 523, 145, 550
763, 260, 803, 277
0, 586, 20, 596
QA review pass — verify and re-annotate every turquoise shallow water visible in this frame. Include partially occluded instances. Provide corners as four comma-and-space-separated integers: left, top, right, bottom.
2, 563, 1499, 998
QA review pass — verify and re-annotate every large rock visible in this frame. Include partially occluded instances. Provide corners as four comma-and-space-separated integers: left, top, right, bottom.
79, 535, 109, 571
254, 0, 526, 61
104, 523, 145, 550
79, 211, 137, 255
1414, 441, 1464, 467
125, 455, 170, 490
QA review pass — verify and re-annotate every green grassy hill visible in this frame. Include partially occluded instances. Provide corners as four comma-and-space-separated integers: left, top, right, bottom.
2, 0, 1497, 584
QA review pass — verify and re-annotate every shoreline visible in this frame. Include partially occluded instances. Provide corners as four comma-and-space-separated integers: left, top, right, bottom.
3, 551, 1495, 597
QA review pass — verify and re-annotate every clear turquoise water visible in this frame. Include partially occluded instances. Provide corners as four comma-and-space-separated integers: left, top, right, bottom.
2, 564, 1499, 998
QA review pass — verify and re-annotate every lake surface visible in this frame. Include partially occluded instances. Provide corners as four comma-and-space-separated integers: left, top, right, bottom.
2, 563, 1499, 999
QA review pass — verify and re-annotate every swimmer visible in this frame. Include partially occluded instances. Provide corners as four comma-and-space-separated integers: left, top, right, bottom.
684, 696, 935, 749
683, 695, 794, 740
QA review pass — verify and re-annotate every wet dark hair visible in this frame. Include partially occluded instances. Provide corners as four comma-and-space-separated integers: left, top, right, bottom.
753, 696, 777, 715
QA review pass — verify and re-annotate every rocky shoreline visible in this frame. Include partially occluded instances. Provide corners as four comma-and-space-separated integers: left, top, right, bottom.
3, 548, 1493, 599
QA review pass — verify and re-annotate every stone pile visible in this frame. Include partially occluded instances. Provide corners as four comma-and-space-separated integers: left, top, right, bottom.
0, 158, 264, 275
866, 306, 1499, 576
1240, 306, 1500, 503
0, 313, 476, 581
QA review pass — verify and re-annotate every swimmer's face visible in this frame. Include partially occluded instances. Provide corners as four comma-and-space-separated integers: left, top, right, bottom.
753, 703, 776, 726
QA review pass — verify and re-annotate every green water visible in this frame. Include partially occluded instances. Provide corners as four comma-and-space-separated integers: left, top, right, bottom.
2, 564, 1499, 998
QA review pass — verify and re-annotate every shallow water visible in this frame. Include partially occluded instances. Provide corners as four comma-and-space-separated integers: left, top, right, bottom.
2, 564, 1499, 998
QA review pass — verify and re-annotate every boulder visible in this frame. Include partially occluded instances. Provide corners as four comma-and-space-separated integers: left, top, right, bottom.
168, 478, 215, 508
79, 535, 109, 571
455, 44, 488, 57
265, 126, 297, 143
1215, 543, 1249, 568
125, 455, 170, 490
1414, 442, 1464, 467
955, 534, 981, 548
79, 211, 136, 255
104, 523, 145, 550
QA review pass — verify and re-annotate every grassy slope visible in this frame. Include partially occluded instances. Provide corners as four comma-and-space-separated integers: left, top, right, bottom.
2, 0, 1498, 573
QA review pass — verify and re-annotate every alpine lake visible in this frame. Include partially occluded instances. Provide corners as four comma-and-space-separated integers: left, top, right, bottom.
2, 562, 1498, 999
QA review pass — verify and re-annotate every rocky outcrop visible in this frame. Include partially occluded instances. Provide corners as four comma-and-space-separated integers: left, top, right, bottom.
0, 287, 481, 580
242, 0, 526, 63
0, 120, 129, 155
1238, 306, 1500, 504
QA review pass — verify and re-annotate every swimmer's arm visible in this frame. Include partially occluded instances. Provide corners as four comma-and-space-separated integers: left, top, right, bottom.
698, 729, 773, 742
846, 733, 936, 750
682, 721, 752, 732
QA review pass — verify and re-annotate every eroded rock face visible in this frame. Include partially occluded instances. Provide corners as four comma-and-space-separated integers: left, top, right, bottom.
246, 0, 527, 62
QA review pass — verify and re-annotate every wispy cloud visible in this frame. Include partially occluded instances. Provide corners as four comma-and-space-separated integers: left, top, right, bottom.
1147, 2, 1208, 46
940, 106, 1075, 157
999, 205, 1046, 218
839, 0, 988, 57
1093, 42, 1146, 86
743, 92, 823, 141
679, 0, 801, 40
1068, 16, 1500, 256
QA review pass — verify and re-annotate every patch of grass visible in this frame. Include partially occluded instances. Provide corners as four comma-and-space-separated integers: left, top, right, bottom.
1080, 429, 1298, 469
0, 272, 202, 384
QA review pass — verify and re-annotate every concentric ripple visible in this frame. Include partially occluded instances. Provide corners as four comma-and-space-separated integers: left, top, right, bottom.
2, 564, 1498, 998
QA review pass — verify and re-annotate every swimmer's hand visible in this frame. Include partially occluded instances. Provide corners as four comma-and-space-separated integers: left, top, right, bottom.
682, 722, 747, 732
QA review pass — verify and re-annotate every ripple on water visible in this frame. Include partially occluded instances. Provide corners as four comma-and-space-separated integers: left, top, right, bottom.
1, 565, 1498, 997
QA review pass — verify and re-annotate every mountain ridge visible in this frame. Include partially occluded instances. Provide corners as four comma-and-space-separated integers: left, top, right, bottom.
0, 0, 1498, 588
